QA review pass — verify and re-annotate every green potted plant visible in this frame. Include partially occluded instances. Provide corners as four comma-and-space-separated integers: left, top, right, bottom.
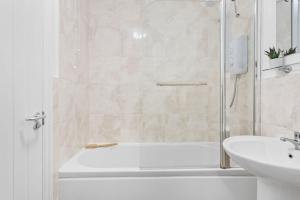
265, 47, 283, 67
283, 47, 297, 56
265, 47, 282, 59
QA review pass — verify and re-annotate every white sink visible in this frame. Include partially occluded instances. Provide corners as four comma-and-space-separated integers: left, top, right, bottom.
223, 136, 300, 200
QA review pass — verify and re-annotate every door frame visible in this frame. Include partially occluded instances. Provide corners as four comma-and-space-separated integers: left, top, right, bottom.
43, 0, 59, 199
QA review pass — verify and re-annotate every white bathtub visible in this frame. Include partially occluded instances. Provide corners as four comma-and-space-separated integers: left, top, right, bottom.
59, 143, 257, 200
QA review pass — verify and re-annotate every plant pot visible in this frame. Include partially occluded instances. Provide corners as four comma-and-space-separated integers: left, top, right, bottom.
283, 53, 300, 66
269, 57, 284, 68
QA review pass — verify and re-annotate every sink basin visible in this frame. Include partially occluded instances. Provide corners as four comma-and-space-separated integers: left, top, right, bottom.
223, 136, 300, 200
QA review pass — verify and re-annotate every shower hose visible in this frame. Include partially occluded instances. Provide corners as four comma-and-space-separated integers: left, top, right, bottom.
230, 75, 238, 108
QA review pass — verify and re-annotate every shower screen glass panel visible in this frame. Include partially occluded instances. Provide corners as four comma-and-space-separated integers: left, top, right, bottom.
225, 0, 256, 167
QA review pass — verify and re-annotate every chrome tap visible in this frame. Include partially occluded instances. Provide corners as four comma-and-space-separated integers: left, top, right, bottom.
280, 132, 300, 150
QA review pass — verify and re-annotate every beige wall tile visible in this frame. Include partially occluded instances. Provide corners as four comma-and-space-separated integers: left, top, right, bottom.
55, 0, 255, 169
87, 0, 222, 143
53, 0, 90, 199
261, 72, 300, 138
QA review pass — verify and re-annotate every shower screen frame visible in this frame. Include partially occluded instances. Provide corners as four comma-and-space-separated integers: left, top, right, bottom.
219, 0, 260, 169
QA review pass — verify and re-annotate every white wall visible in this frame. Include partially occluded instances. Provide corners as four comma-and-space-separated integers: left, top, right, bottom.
0, 1, 14, 200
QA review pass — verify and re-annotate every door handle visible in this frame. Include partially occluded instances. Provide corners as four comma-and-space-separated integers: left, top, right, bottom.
25, 112, 46, 130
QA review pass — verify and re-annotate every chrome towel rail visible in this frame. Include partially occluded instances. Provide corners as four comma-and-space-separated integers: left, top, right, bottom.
156, 81, 208, 86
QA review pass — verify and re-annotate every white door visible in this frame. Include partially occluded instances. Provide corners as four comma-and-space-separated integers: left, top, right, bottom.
0, 1, 54, 200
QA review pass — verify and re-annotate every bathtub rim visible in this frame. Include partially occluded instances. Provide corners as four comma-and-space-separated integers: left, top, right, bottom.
59, 167, 253, 178
59, 143, 253, 178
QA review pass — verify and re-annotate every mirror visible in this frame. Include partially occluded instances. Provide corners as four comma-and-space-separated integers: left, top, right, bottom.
276, 0, 292, 50
276, 0, 300, 51
292, 0, 300, 50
